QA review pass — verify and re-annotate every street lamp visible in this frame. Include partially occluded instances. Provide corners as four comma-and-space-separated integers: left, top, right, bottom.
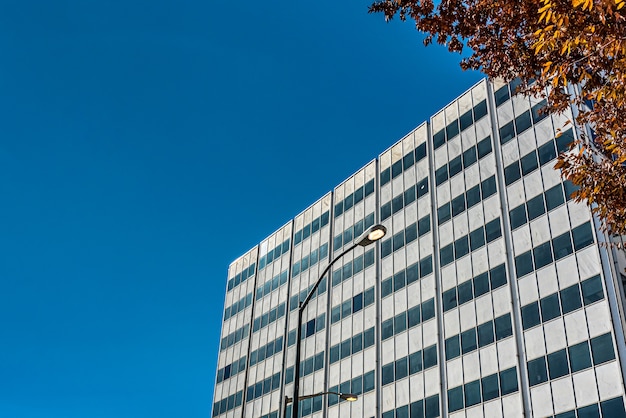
290, 224, 386, 418
283, 392, 358, 417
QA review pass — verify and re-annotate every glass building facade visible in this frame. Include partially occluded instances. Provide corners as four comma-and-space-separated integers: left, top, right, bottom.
212, 79, 626, 418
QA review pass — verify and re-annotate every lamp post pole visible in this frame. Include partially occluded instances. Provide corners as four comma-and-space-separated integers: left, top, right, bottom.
290, 225, 386, 418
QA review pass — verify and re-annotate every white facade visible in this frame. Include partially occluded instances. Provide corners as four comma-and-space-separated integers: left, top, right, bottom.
212, 79, 626, 418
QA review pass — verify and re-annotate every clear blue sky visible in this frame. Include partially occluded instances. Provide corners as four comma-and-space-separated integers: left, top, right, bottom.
0, 1, 480, 417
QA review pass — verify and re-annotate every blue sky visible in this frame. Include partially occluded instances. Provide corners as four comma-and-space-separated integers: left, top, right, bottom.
0, 1, 480, 417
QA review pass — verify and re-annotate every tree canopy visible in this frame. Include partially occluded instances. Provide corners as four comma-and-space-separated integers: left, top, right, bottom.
369, 0, 626, 235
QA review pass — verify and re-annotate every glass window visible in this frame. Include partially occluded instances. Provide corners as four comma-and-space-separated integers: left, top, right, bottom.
569, 341, 592, 372
410, 400, 424, 418
473, 272, 490, 297
528, 357, 548, 386
435, 165, 448, 186
443, 288, 457, 312
521, 151, 539, 175
458, 280, 473, 305
540, 293, 561, 322
556, 129, 574, 153
485, 218, 501, 242
418, 215, 431, 236
364, 287, 375, 306
353, 293, 363, 313
405, 223, 418, 244
392, 159, 403, 179
447, 120, 460, 140
330, 345, 340, 364
393, 231, 405, 252
531, 99, 548, 123
395, 312, 407, 334
464, 380, 481, 407
382, 363, 394, 385
552, 231, 573, 260
591, 333, 615, 364
365, 179, 375, 196
548, 349, 569, 379
448, 386, 464, 412
560, 284, 582, 314
572, 222, 594, 250
381, 277, 393, 298
352, 333, 363, 354
515, 110, 532, 134
394, 270, 406, 292
417, 178, 429, 197
415, 142, 427, 162
403, 151, 415, 170
500, 120, 515, 144
533, 241, 553, 269
522, 302, 541, 329
352, 375, 362, 395
527, 194, 546, 221
392, 194, 404, 214
481, 176, 497, 198
364, 327, 375, 348
409, 350, 423, 374
582, 275, 604, 304
440, 243, 454, 266
396, 405, 409, 418
474, 100, 488, 120
600, 396, 626, 418
363, 371, 375, 392
460, 109, 473, 131
446, 335, 460, 360
538, 140, 557, 166
495, 86, 510, 106
555, 411, 576, 418
433, 129, 446, 149
495, 314, 513, 340
406, 263, 419, 284
515, 251, 534, 278
408, 305, 421, 327
510, 204, 527, 229
463, 146, 478, 167
396, 357, 408, 380
505, 162, 521, 185
500, 367, 518, 395
482, 373, 500, 401
461, 329, 478, 354
490, 264, 507, 289
466, 184, 481, 208
420, 255, 433, 277
455, 236, 469, 259
425, 394, 440, 418
380, 167, 391, 186
451, 194, 466, 217
422, 299, 435, 321
423, 345, 438, 369
545, 184, 565, 210
354, 186, 364, 204
404, 186, 416, 206
477, 136, 492, 159
478, 321, 495, 347
438, 203, 451, 225
449, 155, 462, 178
577, 403, 600, 418
382, 318, 394, 340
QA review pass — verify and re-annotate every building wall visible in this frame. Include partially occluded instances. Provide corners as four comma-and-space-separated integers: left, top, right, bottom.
212, 78, 626, 418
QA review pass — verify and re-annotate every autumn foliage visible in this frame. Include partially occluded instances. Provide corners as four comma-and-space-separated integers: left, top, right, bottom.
369, 0, 626, 235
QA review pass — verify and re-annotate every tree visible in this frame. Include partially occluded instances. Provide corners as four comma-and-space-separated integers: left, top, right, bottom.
369, 0, 626, 235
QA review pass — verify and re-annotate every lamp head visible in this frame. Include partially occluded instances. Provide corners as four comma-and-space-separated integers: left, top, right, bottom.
356, 224, 387, 247
339, 393, 358, 402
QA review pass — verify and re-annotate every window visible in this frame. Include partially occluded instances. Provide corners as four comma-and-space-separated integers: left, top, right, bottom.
500, 367, 518, 395
463, 146, 477, 167
435, 165, 448, 186
461, 329, 477, 353
541, 293, 561, 322
465, 380, 481, 407
495, 314, 512, 339
569, 341, 592, 372
545, 184, 565, 210
433, 129, 446, 149
510, 205, 527, 229
522, 302, 541, 329
591, 333, 615, 364
548, 349, 569, 379
495, 85, 510, 106
500, 120, 515, 144
446, 335, 460, 360
382, 363, 394, 385
528, 357, 548, 386
515, 110, 532, 134
505, 162, 521, 185
478, 321, 495, 346
572, 222, 594, 250
582, 274, 604, 304
448, 387, 464, 412
477, 136, 492, 159
560, 284, 582, 314
481, 373, 500, 401
521, 151, 539, 175
449, 155, 462, 178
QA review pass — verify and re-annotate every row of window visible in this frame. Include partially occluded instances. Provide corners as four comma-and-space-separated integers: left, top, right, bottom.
445, 313, 513, 361
223, 291, 253, 321
380, 142, 428, 187
510, 182, 575, 230
291, 243, 329, 278
330, 326, 376, 364
226, 263, 256, 292
433, 99, 489, 150
212, 389, 243, 417
250, 335, 283, 367
440, 218, 502, 267
381, 394, 441, 418
448, 367, 518, 412
333, 213, 375, 251
331, 286, 375, 324
294, 211, 330, 246
499, 99, 549, 144
284, 350, 325, 385
521, 274, 604, 330
381, 255, 433, 299
442, 263, 507, 313
437, 175, 497, 225
246, 371, 281, 402
259, 239, 290, 271
331, 248, 376, 287
504, 129, 573, 187
381, 218, 432, 259
289, 277, 327, 312
381, 344, 439, 386
514, 221, 594, 278
216, 355, 246, 384
286, 393, 324, 418
328, 370, 376, 407
256, 270, 288, 301
527, 333, 615, 387
548, 396, 626, 418
287, 313, 326, 346
334, 179, 376, 218
381, 298, 436, 341
252, 302, 286, 333
259, 412, 279, 418
435, 135, 493, 187
220, 324, 250, 351
494, 79, 521, 107
381, 178, 430, 221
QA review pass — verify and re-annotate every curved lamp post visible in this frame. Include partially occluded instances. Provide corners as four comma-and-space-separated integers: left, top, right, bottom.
290, 224, 386, 418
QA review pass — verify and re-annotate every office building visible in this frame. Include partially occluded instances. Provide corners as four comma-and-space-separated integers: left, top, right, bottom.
212, 78, 626, 418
